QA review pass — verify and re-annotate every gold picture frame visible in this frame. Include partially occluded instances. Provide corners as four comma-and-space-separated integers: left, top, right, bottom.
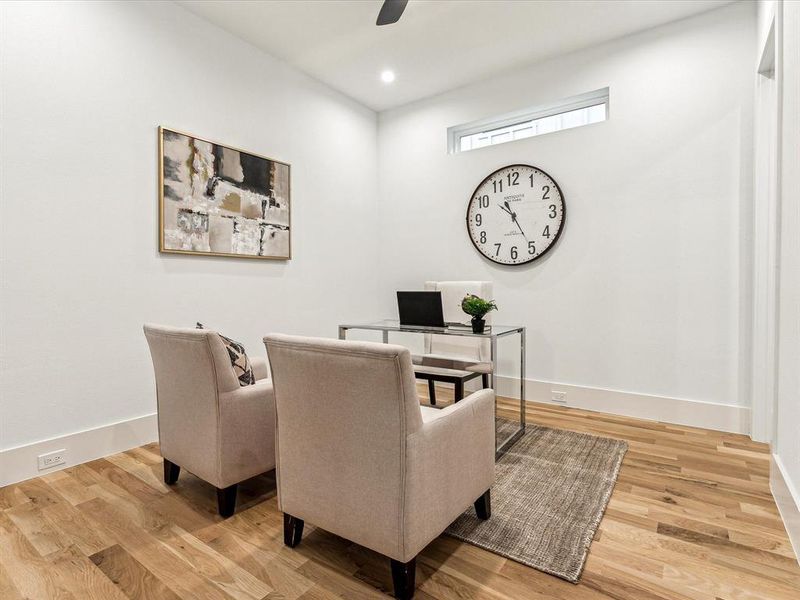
158, 126, 291, 260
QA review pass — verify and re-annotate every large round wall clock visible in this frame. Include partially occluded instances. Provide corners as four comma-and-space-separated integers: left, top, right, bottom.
466, 164, 566, 265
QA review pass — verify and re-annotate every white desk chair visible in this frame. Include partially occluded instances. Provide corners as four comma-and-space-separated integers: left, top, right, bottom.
416, 281, 493, 404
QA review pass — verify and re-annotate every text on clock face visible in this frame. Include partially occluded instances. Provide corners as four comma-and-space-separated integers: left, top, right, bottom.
466, 164, 565, 266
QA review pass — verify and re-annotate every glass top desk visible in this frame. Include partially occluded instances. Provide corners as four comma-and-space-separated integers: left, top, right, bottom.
338, 320, 525, 458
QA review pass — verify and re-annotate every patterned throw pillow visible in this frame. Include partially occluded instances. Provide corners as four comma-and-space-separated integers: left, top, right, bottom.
196, 323, 255, 386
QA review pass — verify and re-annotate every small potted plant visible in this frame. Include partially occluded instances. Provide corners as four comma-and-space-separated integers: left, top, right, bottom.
461, 294, 497, 334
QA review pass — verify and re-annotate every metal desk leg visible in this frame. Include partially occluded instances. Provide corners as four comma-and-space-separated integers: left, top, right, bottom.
520, 327, 526, 428
495, 328, 526, 459
491, 335, 497, 456
490, 336, 497, 389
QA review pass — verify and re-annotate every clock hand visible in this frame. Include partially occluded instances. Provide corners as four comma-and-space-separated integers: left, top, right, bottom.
511, 215, 528, 241
498, 203, 514, 217
500, 201, 528, 240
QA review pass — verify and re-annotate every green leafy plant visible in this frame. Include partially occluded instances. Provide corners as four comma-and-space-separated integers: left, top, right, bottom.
461, 294, 498, 320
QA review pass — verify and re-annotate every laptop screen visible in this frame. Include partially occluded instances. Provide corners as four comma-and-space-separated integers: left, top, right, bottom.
397, 291, 446, 328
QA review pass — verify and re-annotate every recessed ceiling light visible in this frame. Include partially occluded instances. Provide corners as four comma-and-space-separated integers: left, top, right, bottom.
381, 70, 396, 84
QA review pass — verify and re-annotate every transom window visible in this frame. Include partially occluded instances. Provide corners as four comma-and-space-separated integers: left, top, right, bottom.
448, 88, 609, 154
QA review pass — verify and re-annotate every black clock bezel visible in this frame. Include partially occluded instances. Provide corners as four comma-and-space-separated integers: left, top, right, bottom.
465, 163, 566, 266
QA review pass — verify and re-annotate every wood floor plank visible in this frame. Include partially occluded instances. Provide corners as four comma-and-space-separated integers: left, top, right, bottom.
157, 524, 275, 600
41, 500, 117, 557
0, 559, 24, 599
146, 489, 220, 534
0, 513, 79, 599
16, 478, 64, 508
203, 530, 319, 600
0, 482, 31, 510
6, 500, 71, 556
105, 452, 172, 494
47, 544, 130, 600
0, 397, 797, 599
44, 469, 101, 506
294, 558, 387, 599
419, 541, 570, 600
90, 543, 183, 600
86, 458, 165, 505
77, 497, 235, 600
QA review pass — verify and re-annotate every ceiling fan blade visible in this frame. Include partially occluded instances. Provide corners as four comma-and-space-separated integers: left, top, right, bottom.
376, 0, 408, 26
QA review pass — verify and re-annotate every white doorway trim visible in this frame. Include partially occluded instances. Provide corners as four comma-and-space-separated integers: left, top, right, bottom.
750, 15, 781, 444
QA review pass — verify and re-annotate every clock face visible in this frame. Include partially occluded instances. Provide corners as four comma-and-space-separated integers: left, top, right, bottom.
466, 164, 565, 265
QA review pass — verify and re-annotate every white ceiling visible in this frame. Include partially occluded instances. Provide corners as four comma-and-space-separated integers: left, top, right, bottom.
179, 0, 735, 112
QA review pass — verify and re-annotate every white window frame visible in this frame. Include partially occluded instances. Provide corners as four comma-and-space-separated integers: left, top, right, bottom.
447, 87, 610, 154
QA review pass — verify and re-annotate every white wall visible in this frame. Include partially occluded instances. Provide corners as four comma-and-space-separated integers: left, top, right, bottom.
0, 1, 379, 478
776, 0, 800, 542
0, 1, 768, 486
759, 0, 800, 559
377, 2, 755, 429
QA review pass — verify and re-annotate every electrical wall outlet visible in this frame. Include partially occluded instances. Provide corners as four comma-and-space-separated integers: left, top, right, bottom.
38, 449, 66, 471
551, 390, 567, 403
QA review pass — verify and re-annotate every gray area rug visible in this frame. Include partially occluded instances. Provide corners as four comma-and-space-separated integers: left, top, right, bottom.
446, 420, 628, 583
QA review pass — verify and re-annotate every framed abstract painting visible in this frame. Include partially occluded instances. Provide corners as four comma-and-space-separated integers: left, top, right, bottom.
158, 127, 291, 260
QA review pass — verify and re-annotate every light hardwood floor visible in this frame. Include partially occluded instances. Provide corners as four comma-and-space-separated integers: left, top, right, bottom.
1, 390, 798, 600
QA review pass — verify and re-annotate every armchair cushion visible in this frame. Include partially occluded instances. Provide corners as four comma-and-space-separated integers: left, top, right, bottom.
196, 322, 255, 386
419, 405, 449, 423
250, 356, 270, 381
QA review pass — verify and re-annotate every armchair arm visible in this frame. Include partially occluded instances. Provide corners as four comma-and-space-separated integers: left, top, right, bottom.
401, 388, 495, 561
250, 356, 270, 381
426, 387, 494, 423
217, 381, 277, 488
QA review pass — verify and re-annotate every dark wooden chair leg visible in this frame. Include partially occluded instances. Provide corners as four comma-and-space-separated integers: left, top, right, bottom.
216, 484, 238, 518
481, 373, 489, 388
427, 380, 436, 406
283, 513, 304, 548
474, 489, 491, 520
390, 557, 416, 600
454, 380, 464, 402
163, 459, 180, 485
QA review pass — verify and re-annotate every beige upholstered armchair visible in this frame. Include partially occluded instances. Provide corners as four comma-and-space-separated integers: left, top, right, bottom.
264, 334, 495, 600
144, 324, 276, 517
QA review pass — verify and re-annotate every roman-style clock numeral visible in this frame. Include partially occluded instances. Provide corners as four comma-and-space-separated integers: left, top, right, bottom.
466, 164, 565, 266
